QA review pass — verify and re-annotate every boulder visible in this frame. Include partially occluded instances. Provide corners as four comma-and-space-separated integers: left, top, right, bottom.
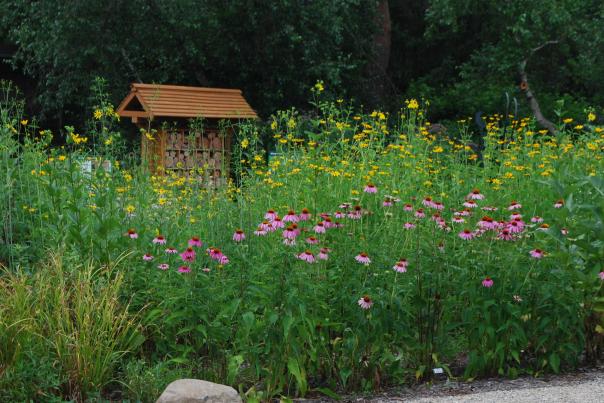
156, 379, 242, 403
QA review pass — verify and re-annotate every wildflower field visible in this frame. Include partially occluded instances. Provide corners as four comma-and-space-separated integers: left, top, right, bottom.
1, 82, 604, 401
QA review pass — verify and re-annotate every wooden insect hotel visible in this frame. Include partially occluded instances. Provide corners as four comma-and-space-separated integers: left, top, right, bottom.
116, 83, 257, 185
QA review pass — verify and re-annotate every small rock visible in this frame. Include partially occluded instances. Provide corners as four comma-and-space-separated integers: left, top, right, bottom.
156, 379, 242, 403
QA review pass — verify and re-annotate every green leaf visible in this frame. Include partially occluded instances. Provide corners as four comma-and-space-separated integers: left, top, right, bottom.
549, 353, 560, 373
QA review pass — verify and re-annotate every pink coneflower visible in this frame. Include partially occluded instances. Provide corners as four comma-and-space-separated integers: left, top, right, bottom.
283, 210, 299, 222
297, 250, 316, 263
364, 183, 377, 193
531, 216, 544, 223
126, 229, 138, 239
208, 247, 229, 264
348, 205, 363, 219
358, 295, 373, 309
305, 236, 319, 245
178, 265, 191, 273
260, 220, 274, 232
393, 259, 408, 273
537, 223, 550, 231
218, 254, 229, 264
335, 221, 344, 228
142, 254, 154, 261
554, 199, 564, 208
335, 211, 346, 218
403, 204, 414, 212
482, 206, 498, 211
561, 228, 568, 236
404, 222, 416, 230
458, 229, 474, 240
507, 220, 524, 233
463, 200, 478, 208
157, 263, 169, 270
508, 201, 522, 210
339, 202, 351, 210
422, 197, 436, 208
383, 198, 394, 207
188, 237, 203, 247
165, 247, 178, 254
271, 217, 285, 229
233, 229, 245, 242
254, 226, 267, 236
153, 235, 167, 245
298, 208, 312, 221
478, 216, 496, 230
355, 252, 371, 265
482, 277, 494, 288
265, 209, 278, 221
318, 248, 330, 260
438, 242, 445, 252
497, 229, 514, 241
513, 295, 523, 303
530, 249, 545, 259
599, 271, 604, 281
180, 247, 196, 262
468, 189, 485, 200
434, 201, 445, 210
283, 225, 298, 239
510, 212, 522, 220
452, 216, 465, 224
323, 217, 336, 229
415, 209, 426, 218
202, 267, 211, 273
313, 222, 326, 234
283, 238, 296, 246
431, 213, 442, 222
457, 209, 472, 217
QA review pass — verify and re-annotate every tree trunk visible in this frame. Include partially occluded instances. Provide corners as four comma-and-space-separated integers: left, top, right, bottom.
366, 0, 392, 105
518, 61, 557, 134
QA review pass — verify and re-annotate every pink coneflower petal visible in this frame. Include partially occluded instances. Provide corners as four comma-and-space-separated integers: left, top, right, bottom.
531, 216, 544, 223
178, 265, 191, 273
265, 210, 278, 221
318, 248, 330, 260
165, 247, 178, 254
404, 222, 416, 230
157, 263, 169, 270
188, 237, 203, 247
497, 229, 515, 241
458, 229, 474, 240
254, 227, 267, 236
355, 253, 371, 264
364, 184, 378, 193
561, 228, 568, 235
415, 209, 426, 218
348, 205, 363, 219
482, 277, 494, 288
434, 202, 444, 210
452, 216, 465, 224
554, 199, 564, 208
297, 250, 316, 263
126, 229, 138, 239
142, 254, 154, 261
481, 206, 498, 211
180, 247, 196, 262
403, 204, 414, 212
283, 238, 296, 246
358, 295, 373, 309
468, 189, 484, 200
383, 199, 394, 207
463, 200, 478, 208
422, 197, 436, 208
599, 271, 604, 281
537, 223, 550, 231
298, 211, 311, 221
271, 217, 285, 229
393, 259, 408, 273
508, 201, 522, 210
314, 222, 326, 234
233, 229, 246, 242
153, 235, 167, 245
530, 249, 545, 259
283, 210, 299, 222
305, 236, 319, 245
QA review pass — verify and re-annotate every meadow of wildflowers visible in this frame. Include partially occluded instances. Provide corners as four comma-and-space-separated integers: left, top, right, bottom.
1, 81, 604, 400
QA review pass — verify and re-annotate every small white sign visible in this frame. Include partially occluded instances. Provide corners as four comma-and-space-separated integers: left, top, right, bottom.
433, 367, 444, 374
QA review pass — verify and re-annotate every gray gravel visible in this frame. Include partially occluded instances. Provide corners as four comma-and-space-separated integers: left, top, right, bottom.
297, 368, 604, 402
406, 378, 604, 402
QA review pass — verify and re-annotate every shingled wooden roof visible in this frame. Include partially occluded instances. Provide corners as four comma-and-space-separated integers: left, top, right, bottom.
116, 83, 258, 120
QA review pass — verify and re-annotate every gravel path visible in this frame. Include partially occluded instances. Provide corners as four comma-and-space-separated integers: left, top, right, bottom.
304, 367, 604, 403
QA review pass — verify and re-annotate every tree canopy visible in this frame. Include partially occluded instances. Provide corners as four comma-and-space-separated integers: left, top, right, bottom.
1, 0, 602, 126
